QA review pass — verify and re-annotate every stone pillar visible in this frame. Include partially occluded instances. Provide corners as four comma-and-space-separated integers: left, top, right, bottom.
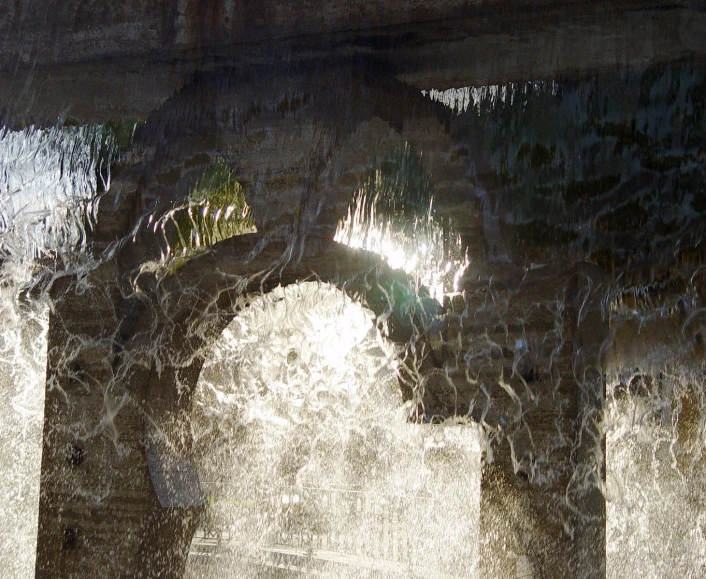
568, 263, 608, 579
34, 271, 159, 579
34, 268, 209, 579
33, 235, 402, 577
464, 264, 608, 579
474, 271, 579, 579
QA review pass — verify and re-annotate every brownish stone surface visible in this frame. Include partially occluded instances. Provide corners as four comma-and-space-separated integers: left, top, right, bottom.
409, 262, 608, 578
3, 2, 705, 126
1, 1, 670, 67
34, 235, 411, 577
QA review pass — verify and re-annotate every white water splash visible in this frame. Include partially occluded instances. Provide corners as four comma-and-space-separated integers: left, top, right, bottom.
187, 282, 483, 578
422, 81, 560, 115
334, 190, 466, 302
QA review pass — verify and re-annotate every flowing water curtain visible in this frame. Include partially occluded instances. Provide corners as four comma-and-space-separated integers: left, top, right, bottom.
0, 121, 128, 578
423, 81, 559, 116
0, 124, 82, 578
0, 122, 138, 262
603, 276, 706, 577
188, 283, 402, 576
605, 371, 706, 579
426, 68, 706, 273
187, 282, 483, 578
0, 262, 50, 578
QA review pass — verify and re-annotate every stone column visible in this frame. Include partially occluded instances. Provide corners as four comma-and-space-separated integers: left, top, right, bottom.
567, 263, 608, 579
468, 263, 607, 579
34, 270, 160, 579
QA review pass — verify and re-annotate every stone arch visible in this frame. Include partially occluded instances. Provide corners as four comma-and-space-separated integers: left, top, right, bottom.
33, 58, 484, 579
132, 234, 420, 576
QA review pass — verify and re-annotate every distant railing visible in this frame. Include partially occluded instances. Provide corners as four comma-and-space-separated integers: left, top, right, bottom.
189, 483, 471, 578
271, 485, 433, 563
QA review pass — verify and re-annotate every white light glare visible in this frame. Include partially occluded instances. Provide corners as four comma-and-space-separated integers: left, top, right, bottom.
334, 194, 466, 302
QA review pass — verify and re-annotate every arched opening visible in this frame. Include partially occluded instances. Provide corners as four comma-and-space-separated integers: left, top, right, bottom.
184, 281, 483, 578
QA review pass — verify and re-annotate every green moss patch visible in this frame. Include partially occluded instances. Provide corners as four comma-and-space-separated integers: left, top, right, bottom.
172, 160, 256, 255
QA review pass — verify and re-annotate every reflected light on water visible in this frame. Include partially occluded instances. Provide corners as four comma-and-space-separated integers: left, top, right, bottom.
334, 198, 466, 303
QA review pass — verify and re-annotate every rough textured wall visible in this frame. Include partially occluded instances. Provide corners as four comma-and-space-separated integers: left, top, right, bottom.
3, 2, 705, 128
0, 0, 669, 67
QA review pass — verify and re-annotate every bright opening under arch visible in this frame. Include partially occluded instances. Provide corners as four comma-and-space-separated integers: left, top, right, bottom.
185, 281, 483, 578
